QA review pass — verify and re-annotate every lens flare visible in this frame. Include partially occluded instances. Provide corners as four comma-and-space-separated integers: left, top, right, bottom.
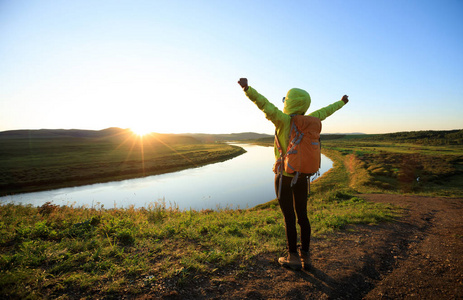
130, 127, 151, 137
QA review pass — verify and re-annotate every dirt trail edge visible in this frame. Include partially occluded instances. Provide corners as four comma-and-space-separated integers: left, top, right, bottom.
158, 194, 463, 299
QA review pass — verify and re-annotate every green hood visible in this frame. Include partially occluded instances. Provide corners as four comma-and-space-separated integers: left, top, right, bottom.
283, 88, 311, 115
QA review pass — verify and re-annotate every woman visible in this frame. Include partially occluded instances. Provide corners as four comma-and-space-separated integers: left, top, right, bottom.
238, 78, 349, 270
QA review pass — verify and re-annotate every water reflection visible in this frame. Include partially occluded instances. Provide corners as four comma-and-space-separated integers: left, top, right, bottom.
0, 144, 333, 210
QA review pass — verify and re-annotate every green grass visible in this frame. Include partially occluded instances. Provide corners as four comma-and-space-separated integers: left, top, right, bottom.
0, 192, 399, 299
323, 138, 463, 197
0, 134, 245, 195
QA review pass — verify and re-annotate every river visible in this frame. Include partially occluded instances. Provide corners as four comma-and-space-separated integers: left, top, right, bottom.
0, 144, 333, 210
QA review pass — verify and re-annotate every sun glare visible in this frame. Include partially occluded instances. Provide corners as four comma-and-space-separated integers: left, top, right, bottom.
130, 127, 151, 137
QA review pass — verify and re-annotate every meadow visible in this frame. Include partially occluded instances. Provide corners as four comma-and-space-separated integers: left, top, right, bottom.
321, 131, 463, 197
0, 129, 245, 195
1, 129, 462, 298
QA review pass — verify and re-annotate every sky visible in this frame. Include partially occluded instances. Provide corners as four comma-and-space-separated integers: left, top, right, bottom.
1, 0, 462, 135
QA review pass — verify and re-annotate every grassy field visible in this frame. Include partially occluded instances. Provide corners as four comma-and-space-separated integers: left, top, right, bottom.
0, 132, 245, 195
0, 189, 398, 299
322, 136, 463, 197
1, 130, 462, 298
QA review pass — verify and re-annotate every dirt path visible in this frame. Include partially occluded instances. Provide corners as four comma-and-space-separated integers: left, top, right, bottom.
158, 194, 463, 299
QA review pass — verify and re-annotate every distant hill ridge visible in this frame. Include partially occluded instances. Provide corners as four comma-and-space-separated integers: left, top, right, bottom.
0, 127, 128, 139
1, 128, 461, 145
0, 128, 273, 142
365, 129, 463, 145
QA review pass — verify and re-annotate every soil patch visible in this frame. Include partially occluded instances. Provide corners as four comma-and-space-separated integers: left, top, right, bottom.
152, 194, 463, 299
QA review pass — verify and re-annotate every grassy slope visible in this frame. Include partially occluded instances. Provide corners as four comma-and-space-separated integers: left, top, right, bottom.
0, 193, 399, 299
0, 133, 245, 195
322, 136, 463, 197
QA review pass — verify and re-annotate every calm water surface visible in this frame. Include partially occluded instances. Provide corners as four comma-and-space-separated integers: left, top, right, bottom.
0, 144, 333, 210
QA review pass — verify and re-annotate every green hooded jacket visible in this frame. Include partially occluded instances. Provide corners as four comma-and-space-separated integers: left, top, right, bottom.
244, 86, 346, 177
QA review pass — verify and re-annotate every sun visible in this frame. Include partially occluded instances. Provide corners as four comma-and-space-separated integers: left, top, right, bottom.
130, 127, 152, 137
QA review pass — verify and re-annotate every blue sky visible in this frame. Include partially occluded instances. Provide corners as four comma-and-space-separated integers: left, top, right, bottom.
1, 0, 462, 135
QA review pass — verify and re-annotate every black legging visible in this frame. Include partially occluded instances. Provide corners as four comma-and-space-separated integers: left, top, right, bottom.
275, 174, 311, 253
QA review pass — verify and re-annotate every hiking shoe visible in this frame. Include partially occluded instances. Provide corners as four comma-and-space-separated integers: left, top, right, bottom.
299, 249, 311, 270
278, 252, 302, 270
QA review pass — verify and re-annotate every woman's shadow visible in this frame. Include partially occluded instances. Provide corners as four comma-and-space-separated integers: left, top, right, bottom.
296, 266, 340, 298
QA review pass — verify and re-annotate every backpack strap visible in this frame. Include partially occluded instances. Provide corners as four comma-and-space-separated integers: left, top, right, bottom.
288, 119, 304, 187
290, 172, 300, 187
274, 130, 284, 200
274, 129, 283, 168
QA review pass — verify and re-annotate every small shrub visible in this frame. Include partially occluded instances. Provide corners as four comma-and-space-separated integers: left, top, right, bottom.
325, 190, 354, 202
32, 221, 50, 238
65, 219, 96, 238
116, 229, 135, 246
38, 201, 59, 216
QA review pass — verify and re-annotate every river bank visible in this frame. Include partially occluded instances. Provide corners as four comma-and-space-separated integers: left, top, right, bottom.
1, 144, 336, 210
0, 137, 245, 195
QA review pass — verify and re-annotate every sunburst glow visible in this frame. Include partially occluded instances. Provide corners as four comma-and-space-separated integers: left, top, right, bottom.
130, 127, 152, 137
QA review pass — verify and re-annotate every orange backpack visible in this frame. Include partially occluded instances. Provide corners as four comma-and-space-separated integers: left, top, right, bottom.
274, 115, 322, 187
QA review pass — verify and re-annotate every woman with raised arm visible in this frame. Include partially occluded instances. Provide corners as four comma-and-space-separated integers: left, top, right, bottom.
238, 78, 349, 270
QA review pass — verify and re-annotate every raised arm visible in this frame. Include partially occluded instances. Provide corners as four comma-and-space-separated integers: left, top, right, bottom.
308, 95, 349, 121
238, 78, 288, 126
